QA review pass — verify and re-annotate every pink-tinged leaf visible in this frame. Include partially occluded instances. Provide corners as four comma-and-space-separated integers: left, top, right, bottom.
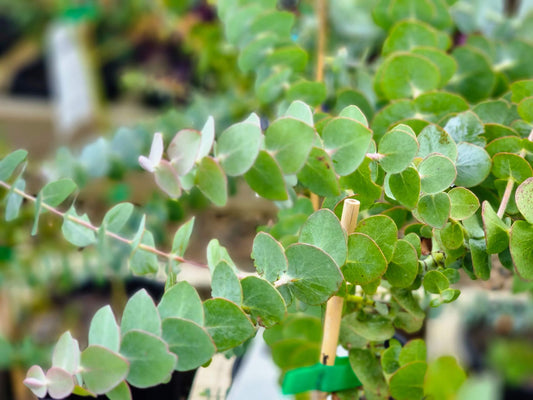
168, 129, 202, 175
24, 365, 47, 398
46, 367, 75, 399
138, 156, 155, 173
198, 116, 215, 160
154, 160, 181, 198
149, 132, 164, 165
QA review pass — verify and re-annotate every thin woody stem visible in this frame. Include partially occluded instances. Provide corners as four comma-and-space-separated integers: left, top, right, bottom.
497, 129, 533, 218
0, 180, 208, 269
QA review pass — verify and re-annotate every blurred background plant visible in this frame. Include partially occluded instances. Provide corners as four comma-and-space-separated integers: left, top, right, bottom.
3, 0, 533, 399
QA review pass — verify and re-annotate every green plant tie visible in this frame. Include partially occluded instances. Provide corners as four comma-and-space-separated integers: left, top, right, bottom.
281, 357, 361, 395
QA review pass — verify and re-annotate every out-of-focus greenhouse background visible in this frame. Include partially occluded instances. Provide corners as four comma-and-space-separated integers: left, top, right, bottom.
2, 1, 533, 399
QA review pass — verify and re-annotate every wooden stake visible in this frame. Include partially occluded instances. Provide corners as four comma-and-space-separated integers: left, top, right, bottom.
320, 199, 360, 367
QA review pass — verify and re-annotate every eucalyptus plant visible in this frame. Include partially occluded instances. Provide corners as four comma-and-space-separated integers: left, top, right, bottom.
2, 0, 533, 399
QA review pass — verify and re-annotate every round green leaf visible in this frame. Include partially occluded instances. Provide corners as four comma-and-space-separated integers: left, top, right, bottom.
355, 215, 398, 262
382, 20, 444, 56
389, 361, 427, 400
385, 239, 418, 288
285, 243, 343, 305
251, 232, 288, 282
486, 136, 522, 157
379, 53, 440, 100
343, 233, 388, 285
339, 318, 369, 351
388, 167, 421, 209
158, 281, 204, 325
414, 91, 468, 121
444, 111, 485, 146
335, 89, 374, 123
206, 239, 236, 272
284, 100, 314, 125
171, 217, 195, 257
511, 80, 533, 103
265, 46, 307, 72
415, 193, 451, 229
399, 339, 426, 366
448, 46, 495, 103
440, 220, 464, 250
382, 340, 402, 375
121, 289, 161, 337
211, 261, 242, 304
470, 238, 491, 280
417, 124, 457, 160
265, 117, 315, 174
299, 209, 347, 267
423, 270, 449, 294
89, 306, 120, 353
154, 160, 181, 199
195, 157, 227, 207
102, 203, 134, 234
241, 276, 286, 328
120, 330, 176, 388
424, 356, 466, 400
297, 147, 340, 197
371, 100, 416, 140
0, 149, 27, 181
250, 9, 294, 38
338, 105, 369, 127
510, 220, 533, 280
455, 143, 492, 187
518, 97, 533, 123
339, 159, 382, 210
323, 117, 372, 176
161, 318, 216, 371
168, 129, 201, 176
203, 298, 255, 351
81, 346, 129, 395
349, 349, 389, 400
38, 178, 77, 207
492, 152, 532, 183
257, 66, 291, 103
24, 365, 47, 398
412, 47, 456, 87
449, 187, 480, 220
516, 177, 533, 224
46, 367, 75, 399
61, 207, 97, 247
128, 231, 158, 275
244, 150, 288, 200
418, 154, 456, 194
215, 122, 262, 176
5, 178, 25, 222
106, 381, 131, 400
52, 331, 79, 375
198, 116, 215, 160
482, 201, 509, 254
286, 80, 327, 107
379, 125, 419, 174
473, 99, 518, 125
342, 312, 395, 341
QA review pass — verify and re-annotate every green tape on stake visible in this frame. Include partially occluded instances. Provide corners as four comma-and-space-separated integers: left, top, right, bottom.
282, 357, 362, 395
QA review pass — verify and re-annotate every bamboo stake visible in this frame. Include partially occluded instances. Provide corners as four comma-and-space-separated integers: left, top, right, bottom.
319, 199, 360, 396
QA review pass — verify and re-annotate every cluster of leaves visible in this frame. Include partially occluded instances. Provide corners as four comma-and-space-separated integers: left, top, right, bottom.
217, 0, 326, 106
22, 280, 256, 400
3, 0, 533, 399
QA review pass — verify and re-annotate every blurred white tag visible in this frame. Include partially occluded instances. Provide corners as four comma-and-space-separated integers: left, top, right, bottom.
47, 22, 95, 135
